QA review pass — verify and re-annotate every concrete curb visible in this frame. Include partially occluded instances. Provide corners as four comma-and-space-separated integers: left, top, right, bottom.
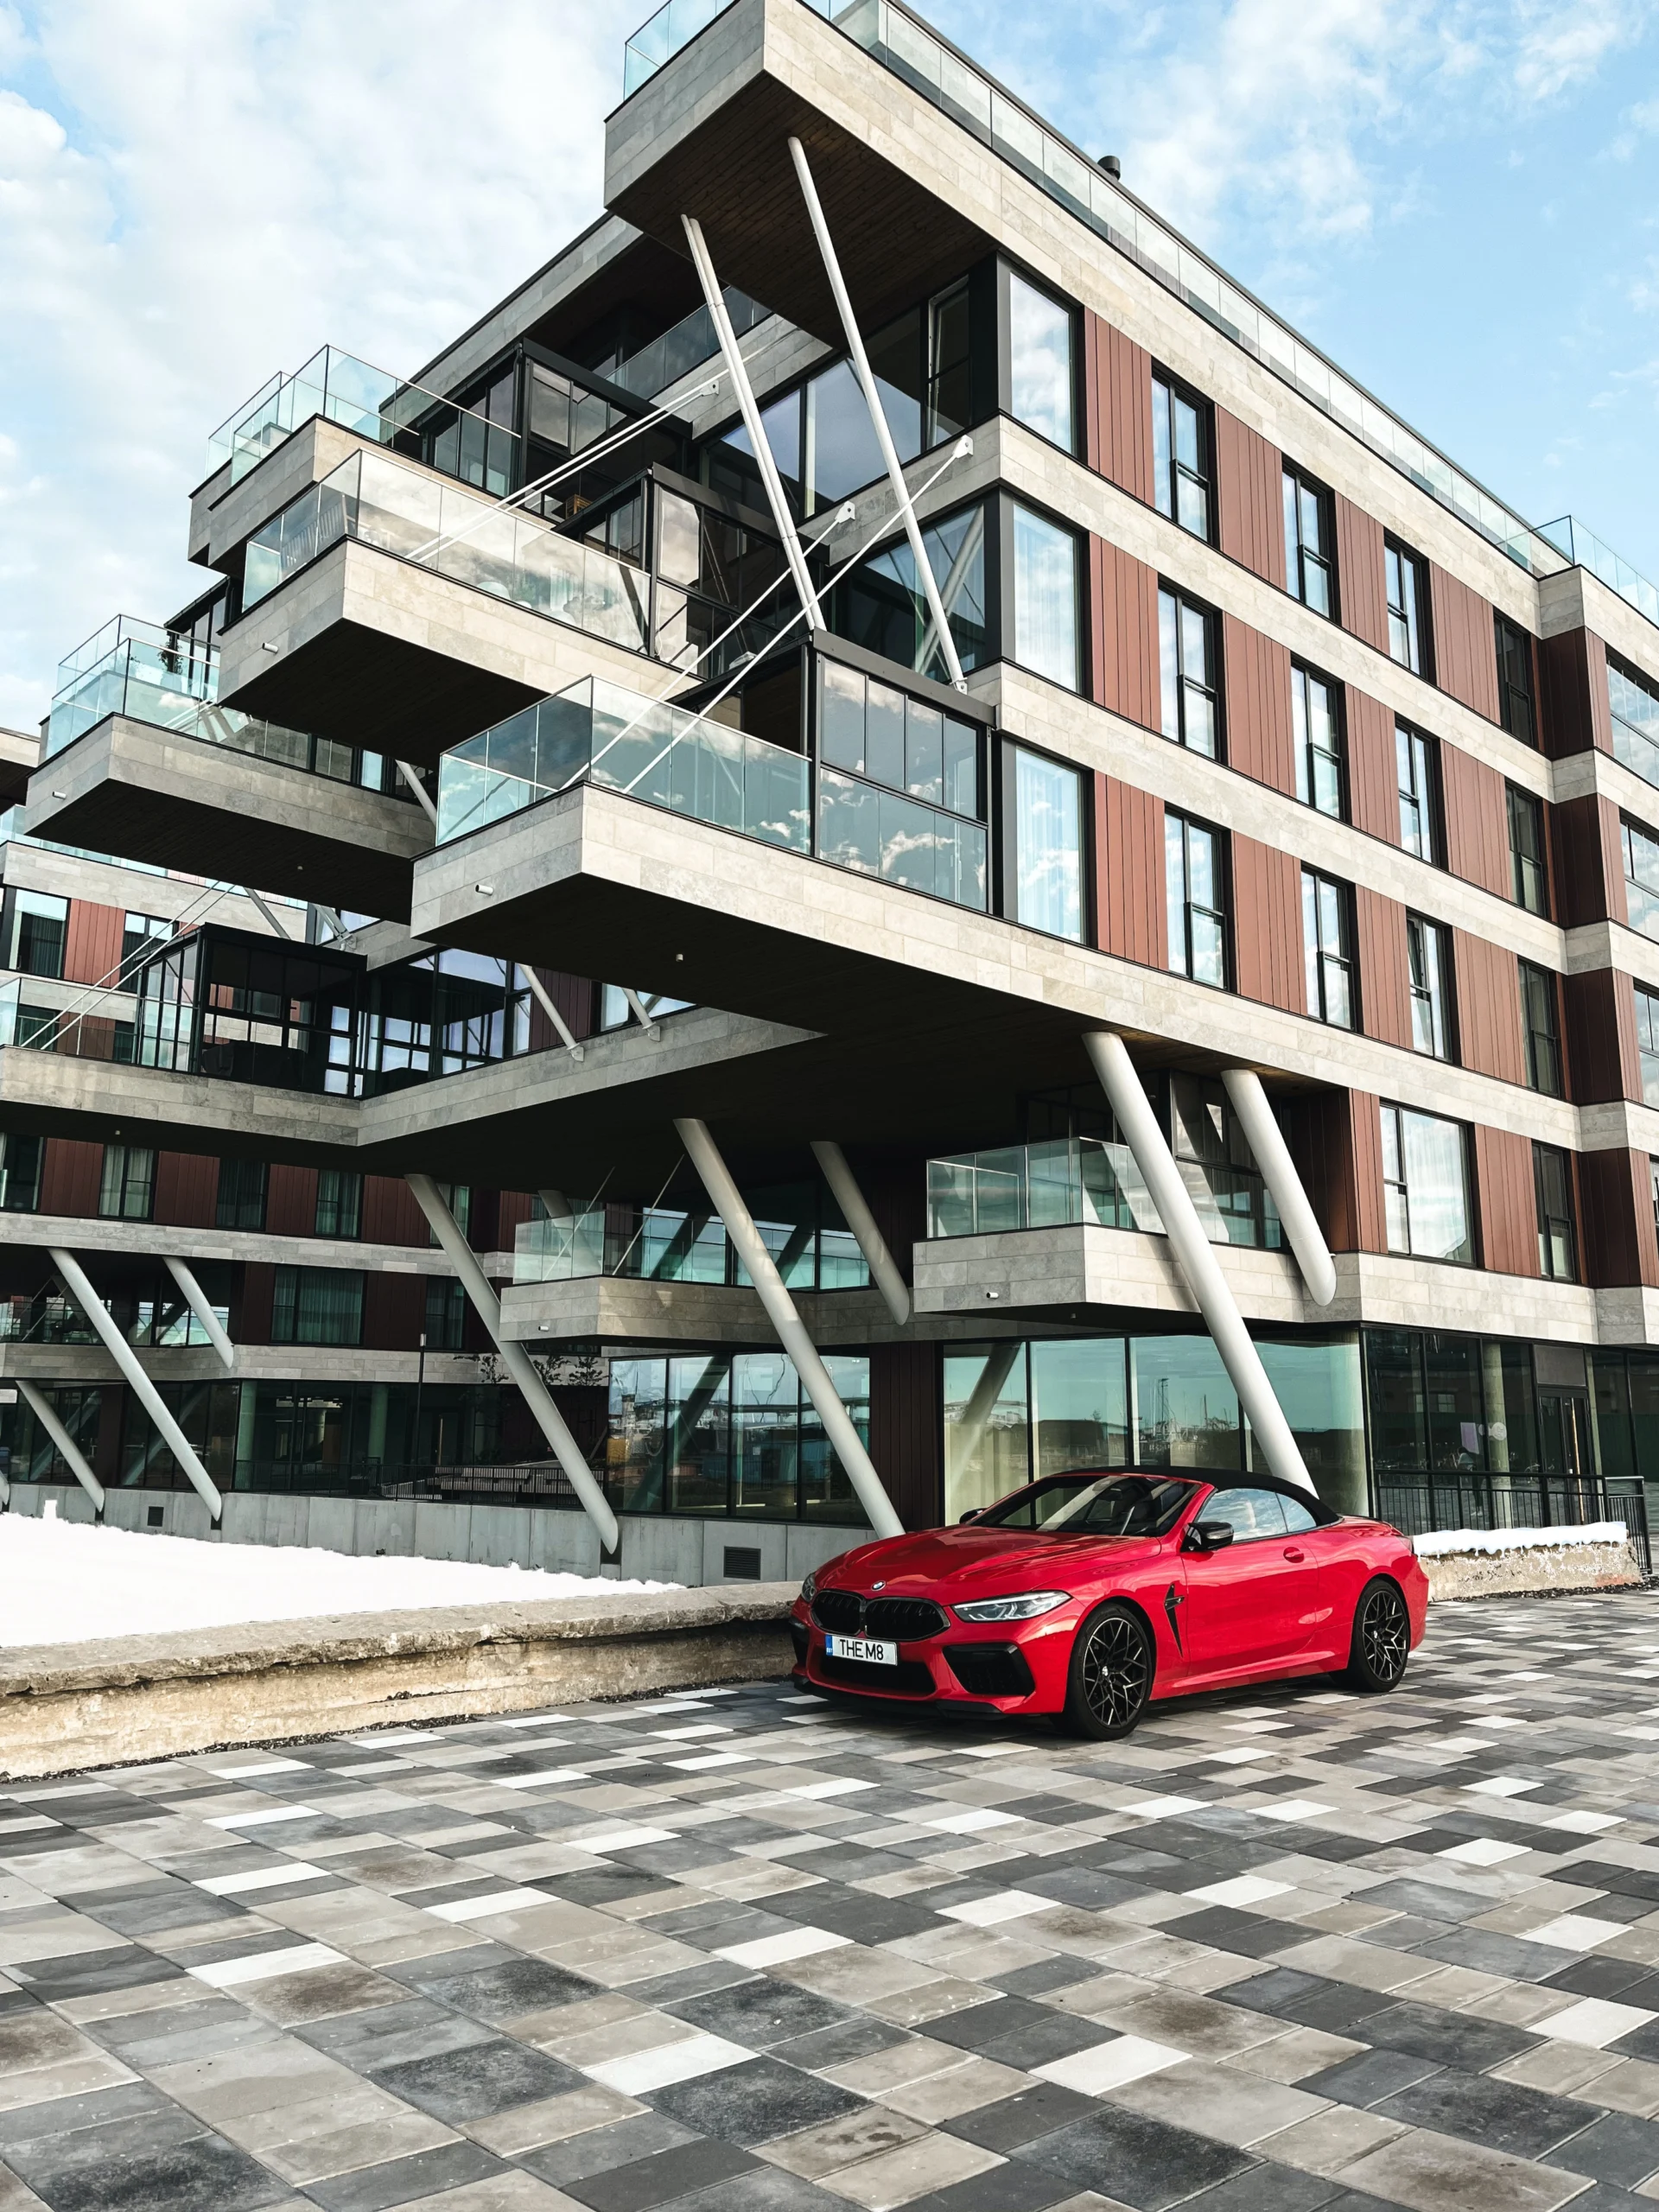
0, 1584, 798, 1780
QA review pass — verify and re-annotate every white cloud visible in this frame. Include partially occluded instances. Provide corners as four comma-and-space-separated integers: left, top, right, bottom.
1512, 0, 1648, 100
0, 0, 639, 728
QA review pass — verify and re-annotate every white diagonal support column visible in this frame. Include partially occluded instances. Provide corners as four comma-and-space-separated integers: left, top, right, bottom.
1081, 1036, 1315, 1496
682, 213, 824, 632
810, 1141, 911, 1325
397, 760, 439, 828
22, 1379, 105, 1511
405, 1175, 619, 1552
163, 1257, 236, 1371
1221, 1070, 1338, 1307
789, 136, 967, 691
49, 1247, 224, 1520
677, 1117, 903, 1538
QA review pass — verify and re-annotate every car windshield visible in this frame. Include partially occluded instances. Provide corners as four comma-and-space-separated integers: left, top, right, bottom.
976, 1473, 1199, 1538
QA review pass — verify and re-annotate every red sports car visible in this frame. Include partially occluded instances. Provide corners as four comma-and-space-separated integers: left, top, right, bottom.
791, 1469, 1428, 1737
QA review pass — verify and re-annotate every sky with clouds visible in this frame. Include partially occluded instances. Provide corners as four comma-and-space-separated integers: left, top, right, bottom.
1, 0, 1656, 732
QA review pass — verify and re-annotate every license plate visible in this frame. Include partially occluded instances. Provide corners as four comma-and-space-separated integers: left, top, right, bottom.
824, 1633, 897, 1665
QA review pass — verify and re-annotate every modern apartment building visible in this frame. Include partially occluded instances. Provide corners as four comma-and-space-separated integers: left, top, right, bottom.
5, 0, 1659, 1584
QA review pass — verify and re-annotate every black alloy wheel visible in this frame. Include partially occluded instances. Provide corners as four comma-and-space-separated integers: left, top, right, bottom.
1063, 1600, 1154, 1738
1347, 1576, 1411, 1693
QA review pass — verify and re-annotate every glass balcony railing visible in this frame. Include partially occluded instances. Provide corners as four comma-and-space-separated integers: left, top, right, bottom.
1541, 518, 1659, 631
514, 1203, 867, 1288
817, 768, 986, 909
927, 1134, 1282, 1251
435, 677, 811, 852
207, 344, 519, 493
622, 0, 734, 93
610, 287, 770, 400
243, 448, 651, 656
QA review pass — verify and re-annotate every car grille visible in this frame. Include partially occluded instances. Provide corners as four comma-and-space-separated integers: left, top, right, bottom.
811, 1592, 947, 1642
817, 1654, 938, 1696
944, 1643, 1036, 1698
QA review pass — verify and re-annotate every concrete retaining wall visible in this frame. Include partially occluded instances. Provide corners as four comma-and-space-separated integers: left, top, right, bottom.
0, 1586, 798, 1780
1422, 1535, 1643, 1602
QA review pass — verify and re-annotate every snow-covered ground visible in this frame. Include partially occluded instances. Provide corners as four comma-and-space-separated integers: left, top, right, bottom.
1414, 1520, 1630, 1558
0, 1514, 677, 1647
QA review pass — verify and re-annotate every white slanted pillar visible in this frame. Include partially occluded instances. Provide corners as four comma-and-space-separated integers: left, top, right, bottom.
676, 1117, 903, 1539
404, 1174, 620, 1554
163, 1257, 236, 1370
1220, 1069, 1338, 1306
50, 1247, 223, 1520
809, 1141, 911, 1325
1081, 1035, 1315, 1495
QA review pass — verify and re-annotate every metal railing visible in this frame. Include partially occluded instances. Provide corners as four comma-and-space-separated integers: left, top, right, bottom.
611, 286, 771, 400
1376, 1474, 1650, 1579
513, 1204, 866, 1288
1541, 518, 1659, 632
925, 1134, 1281, 1251
623, 0, 735, 92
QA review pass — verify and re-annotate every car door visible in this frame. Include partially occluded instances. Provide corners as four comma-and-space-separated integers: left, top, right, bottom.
1181, 1484, 1324, 1674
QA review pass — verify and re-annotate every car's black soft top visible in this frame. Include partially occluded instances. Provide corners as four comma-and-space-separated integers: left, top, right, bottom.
1035, 1466, 1344, 1529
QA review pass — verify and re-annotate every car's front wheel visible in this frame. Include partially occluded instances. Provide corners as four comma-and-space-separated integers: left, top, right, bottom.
1346, 1575, 1411, 1693
1062, 1601, 1154, 1738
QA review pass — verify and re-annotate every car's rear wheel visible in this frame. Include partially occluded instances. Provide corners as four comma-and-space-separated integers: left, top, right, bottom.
1063, 1601, 1154, 1738
1346, 1576, 1410, 1693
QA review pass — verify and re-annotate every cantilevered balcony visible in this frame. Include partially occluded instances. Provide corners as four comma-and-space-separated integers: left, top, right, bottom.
27, 616, 428, 917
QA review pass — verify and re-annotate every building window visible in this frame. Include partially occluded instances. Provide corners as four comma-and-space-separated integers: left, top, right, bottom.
1508, 785, 1547, 913
1007, 272, 1073, 452
1495, 616, 1536, 746
1384, 539, 1427, 674
99, 1145, 155, 1221
926, 279, 972, 447
1152, 373, 1211, 539
1302, 869, 1356, 1028
1396, 724, 1440, 862
2, 890, 68, 980
1610, 658, 1659, 788
1406, 916, 1452, 1060
1637, 985, 1659, 1109
599, 985, 694, 1032
1011, 502, 1079, 689
423, 1277, 467, 1351
0, 1135, 42, 1213
1519, 961, 1562, 1097
1380, 1104, 1473, 1263
1166, 812, 1227, 988
1624, 817, 1659, 944
1293, 664, 1343, 817
1005, 743, 1084, 941
271, 1267, 364, 1345
427, 1182, 470, 1246
216, 1158, 268, 1231
315, 1170, 362, 1240
1282, 467, 1333, 615
1534, 1144, 1578, 1281
1651, 1157, 1659, 1247
1159, 588, 1218, 757
121, 912, 170, 976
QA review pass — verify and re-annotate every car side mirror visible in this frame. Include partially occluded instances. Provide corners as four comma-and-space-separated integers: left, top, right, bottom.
958, 1509, 982, 1523
1184, 1518, 1235, 1553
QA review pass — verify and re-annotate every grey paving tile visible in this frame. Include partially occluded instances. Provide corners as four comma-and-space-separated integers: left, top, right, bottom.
1374, 2069, 1605, 2159
643, 2057, 866, 2148
554, 2136, 757, 2211
366, 2037, 585, 2122
1014, 2109, 1256, 2211
301, 2139, 510, 2211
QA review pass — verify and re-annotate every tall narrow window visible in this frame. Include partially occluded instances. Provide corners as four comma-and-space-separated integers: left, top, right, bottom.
1282, 467, 1333, 616
0, 1135, 41, 1213
1495, 615, 1536, 745
271, 1267, 365, 1345
1611, 658, 1659, 787
1406, 915, 1452, 1060
1292, 664, 1343, 817
215, 1158, 267, 1231
1152, 373, 1211, 540
1302, 869, 1356, 1028
315, 1169, 363, 1240
926, 280, 972, 446
1637, 985, 1659, 1109
1384, 539, 1427, 674
1007, 273, 1073, 452
423, 1277, 467, 1351
1011, 504, 1079, 689
1007, 745, 1083, 942
99, 1145, 155, 1222
1519, 961, 1562, 1096
1396, 724, 1440, 862
1508, 785, 1547, 913
1159, 588, 1218, 757
1534, 1144, 1578, 1281
1380, 1105, 1473, 1263
1624, 818, 1659, 942
3, 890, 68, 980
1166, 812, 1227, 988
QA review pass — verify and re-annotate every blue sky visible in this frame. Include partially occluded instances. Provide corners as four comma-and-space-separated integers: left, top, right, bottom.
1, 0, 1655, 730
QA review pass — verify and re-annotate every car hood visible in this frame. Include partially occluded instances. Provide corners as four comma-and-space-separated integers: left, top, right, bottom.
818, 1525, 1165, 1594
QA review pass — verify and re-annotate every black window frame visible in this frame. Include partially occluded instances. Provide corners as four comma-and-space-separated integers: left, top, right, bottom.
1495, 614, 1537, 746
1, 887, 69, 981
315, 1168, 363, 1241
1637, 984, 1659, 1109
98, 1143, 156, 1223
1152, 369, 1212, 543
215, 1157, 268, 1232
1002, 262, 1079, 459
1291, 661, 1344, 818
1384, 537, 1430, 677
1507, 784, 1548, 915
1379, 1103, 1475, 1266
1405, 912, 1454, 1062
1282, 464, 1335, 618
1396, 721, 1442, 865
1301, 866, 1357, 1029
1519, 960, 1562, 1098
1166, 810, 1230, 990
1159, 583, 1221, 759
0, 1134, 42, 1214
1533, 1142, 1579, 1282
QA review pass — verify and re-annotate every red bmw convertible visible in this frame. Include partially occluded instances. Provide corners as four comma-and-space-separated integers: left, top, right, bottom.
791, 1469, 1428, 1737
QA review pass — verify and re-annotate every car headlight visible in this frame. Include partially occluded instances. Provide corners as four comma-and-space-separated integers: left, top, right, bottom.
801, 1569, 818, 1601
953, 1590, 1071, 1624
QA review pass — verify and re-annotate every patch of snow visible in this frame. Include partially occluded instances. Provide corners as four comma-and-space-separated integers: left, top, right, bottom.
1413, 1521, 1630, 1560
0, 1515, 677, 1647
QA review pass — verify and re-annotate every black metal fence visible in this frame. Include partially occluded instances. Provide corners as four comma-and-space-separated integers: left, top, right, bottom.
1376, 1475, 1651, 1579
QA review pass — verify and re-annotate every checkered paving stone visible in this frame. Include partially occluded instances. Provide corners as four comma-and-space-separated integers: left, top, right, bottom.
8, 1598, 1659, 2210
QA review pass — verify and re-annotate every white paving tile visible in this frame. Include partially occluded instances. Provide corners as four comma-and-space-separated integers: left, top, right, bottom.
1184, 1876, 1293, 1909
938, 1891, 1057, 1928
666, 1751, 755, 1771
1524, 1914, 1628, 1952
1437, 1837, 1531, 1866
1256, 1801, 1334, 1823
427, 1887, 553, 1923
1536, 1997, 1657, 2047
1463, 1776, 1542, 1798
1126, 1796, 1208, 1819
1034, 2036, 1188, 2094
1547, 1810, 1624, 1834
204, 1758, 309, 1778
195, 1862, 331, 1897
715, 1926, 852, 1969
188, 1942, 344, 1988
568, 1827, 679, 1853
488, 1769, 591, 1791
921, 1807, 1022, 1834
204, 1805, 320, 1831
585, 2033, 754, 2095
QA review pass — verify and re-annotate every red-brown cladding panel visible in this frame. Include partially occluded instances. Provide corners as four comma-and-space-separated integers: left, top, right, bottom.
1231, 835, 1305, 1013
362, 1176, 430, 1247
1084, 315, 1154, 505
153, 1153, 219, 1229
1096, 774, 1167, 968
1440, 745, 1513, 899
1220, 616, 1295, 795
1451, 932, 1525, 1086
1562, 969, 1643, 1103
1472, 1123, 1539, 1276
1549, 795, 1626, 929
62, 902, 124, 990
1539, 629, 1613, 760
264, 1165, 318, 1238
363, 1271, 424, 1352
1345, 689, 1399, 843
869, 1341, 942, 1530
1355, 888, 1413, 1049
1578, 1148, 1659, 1288
1335, 496, 1389, 654
1089, 538, 1161, 732
39, 1139, 102, 1217
1427, 567, 1502, 722
1214, 410, 1287, 589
